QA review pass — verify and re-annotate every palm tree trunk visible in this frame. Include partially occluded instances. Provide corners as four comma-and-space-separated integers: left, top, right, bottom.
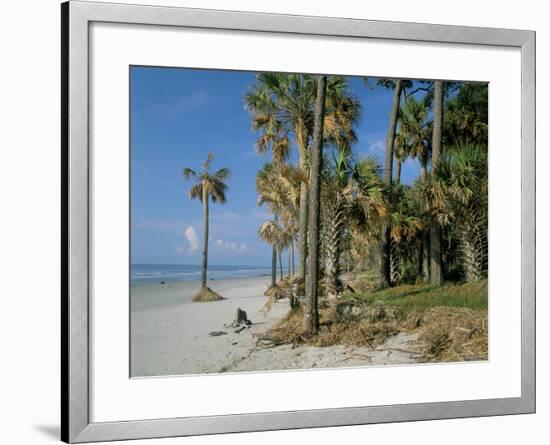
380, 79, 403, 288
422, 230, 430, 282
270, 246, 277, 287
201, 188, 209, 288
305, 75, 327, 335
279, 248, 283, 281
291, 239, 295, 276
420, 157, 428, 180
296, 123, 309, 285
395, 158, 402, 184
430, 80, 444, 286
324, 199, 344, 296
287, 249, 291, 278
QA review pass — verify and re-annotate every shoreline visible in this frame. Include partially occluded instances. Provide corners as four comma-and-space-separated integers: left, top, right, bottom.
130, 275, 421, 377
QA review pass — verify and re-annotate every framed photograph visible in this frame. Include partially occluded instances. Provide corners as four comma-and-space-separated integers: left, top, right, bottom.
62, 1, 535, 442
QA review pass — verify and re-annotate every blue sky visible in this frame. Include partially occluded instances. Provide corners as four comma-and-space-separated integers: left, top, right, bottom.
130, 67, 421, 266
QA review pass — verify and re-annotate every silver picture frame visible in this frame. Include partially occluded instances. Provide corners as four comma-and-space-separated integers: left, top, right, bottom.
61, 1, 536, 442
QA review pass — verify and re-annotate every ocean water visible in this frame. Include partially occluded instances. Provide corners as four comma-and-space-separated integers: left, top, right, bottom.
131, 264, 276, 284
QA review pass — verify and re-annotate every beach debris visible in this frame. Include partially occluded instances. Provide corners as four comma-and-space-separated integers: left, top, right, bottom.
192, 286, 224, 302
235, 308, 251, 325
226, 308, 251, 327
160, 281, 165, 284
209, 331, 228, 337
223, 308, 252, 333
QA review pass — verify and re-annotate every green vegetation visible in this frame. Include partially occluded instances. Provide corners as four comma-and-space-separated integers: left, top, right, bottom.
244, 76, 488, 333
343, 280, 488, 316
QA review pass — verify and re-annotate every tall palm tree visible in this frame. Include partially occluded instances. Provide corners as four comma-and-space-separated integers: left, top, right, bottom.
379, 79, 404, 288
246, 74, 315, 284
256, 162, 301, 289
305, 75, 327, 335
183, 153, 229, 301
246, 74, 360, 287
398, 95, 432, 281
430, 80, 444, 286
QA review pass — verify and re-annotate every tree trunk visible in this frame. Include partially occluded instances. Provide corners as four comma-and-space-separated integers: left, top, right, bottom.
420, 156, 428, 180
324, 197, 345, 296
305, 75, 327, 335
380, 79, 403, 288
296, 122, 310, 285
395, 158, 402, 184
430, 80, 444, 286
291, 239, 295, 276
279, 248, 283, 281
201, 187, 209, 288
422, 230, 430, 282
270, 246, 277, 287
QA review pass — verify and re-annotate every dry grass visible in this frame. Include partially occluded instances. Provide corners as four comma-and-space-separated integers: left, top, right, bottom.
192, 286, 224, 302
405, 307, 488, 362
262, 280, 488, 362
265, 304, 398, 349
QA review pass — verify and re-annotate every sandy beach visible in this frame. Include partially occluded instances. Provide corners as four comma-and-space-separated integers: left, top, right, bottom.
131, 276, 421, 377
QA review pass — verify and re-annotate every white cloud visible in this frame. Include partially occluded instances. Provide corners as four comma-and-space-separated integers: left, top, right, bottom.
367, 137, 385, 153
215, 239, 248, 253
144, 91, 210, 116
184, 226, 200, 254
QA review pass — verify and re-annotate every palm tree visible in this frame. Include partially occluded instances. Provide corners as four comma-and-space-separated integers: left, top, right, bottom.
393, 131, 410, 185
246, 74, 360, 287
379, 79, 404, 288
398, 96, 432, 282
258, 218, 284, 285
256, 163, 301, 288
416, 142, 488, 281
182, 153, 229, 302
304, 75, 327, 335
246, 74, 315, 284
322, 146, 385, 296
387, 184, 423, 284
399, 96, 432, 178
430, 80, 444, 286
443, 83, 488, 147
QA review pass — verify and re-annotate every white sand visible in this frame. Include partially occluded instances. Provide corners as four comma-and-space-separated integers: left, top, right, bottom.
131, 276, 421, 377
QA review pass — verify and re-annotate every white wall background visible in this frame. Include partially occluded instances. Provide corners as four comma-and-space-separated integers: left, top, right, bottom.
0, 0, 546, 444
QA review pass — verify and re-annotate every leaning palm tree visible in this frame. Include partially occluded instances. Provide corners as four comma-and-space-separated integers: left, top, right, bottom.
182, 152, 230, 302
